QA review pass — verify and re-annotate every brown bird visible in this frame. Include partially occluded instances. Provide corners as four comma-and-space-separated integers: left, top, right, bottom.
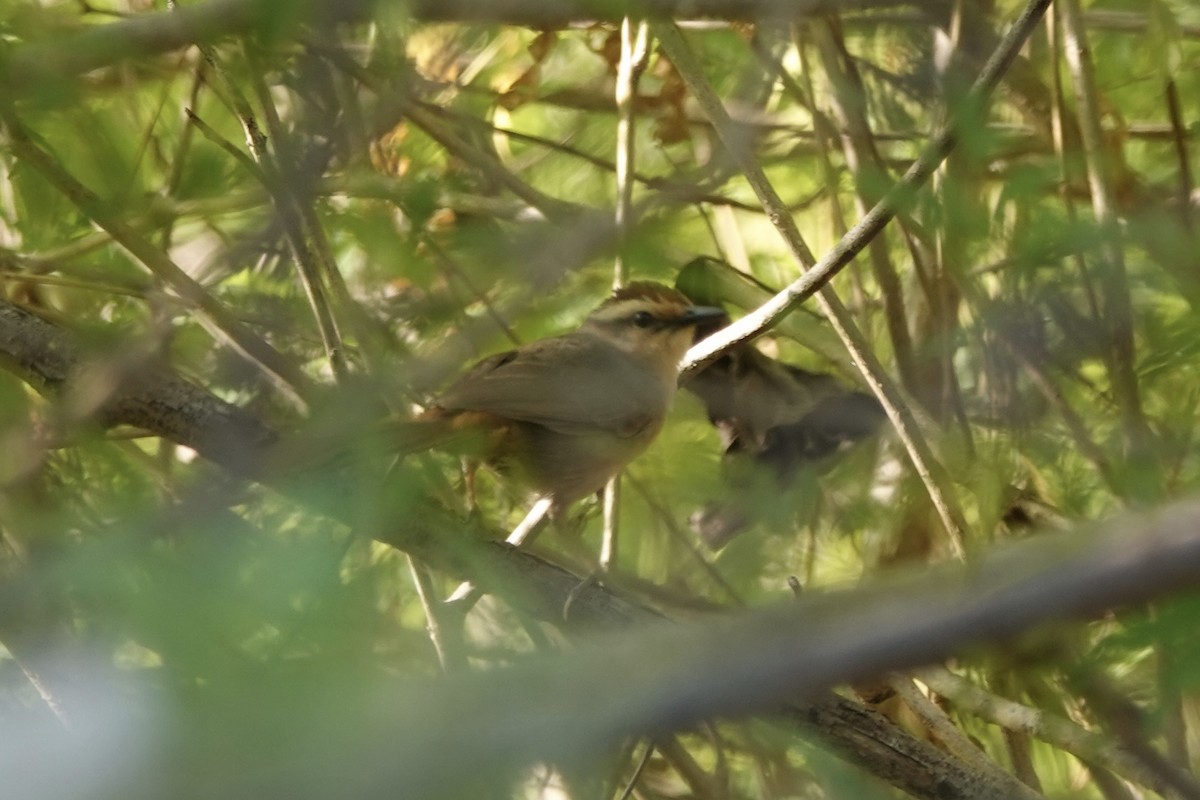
684, 328, 886, 549
409, 282, 725, 513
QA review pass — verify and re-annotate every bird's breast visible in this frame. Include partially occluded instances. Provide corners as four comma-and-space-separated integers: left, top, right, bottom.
500, 417, 662, 505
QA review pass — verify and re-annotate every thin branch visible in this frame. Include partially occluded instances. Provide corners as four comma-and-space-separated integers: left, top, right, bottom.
1006, 339, 1122, 496
919, 667, 1178, 798
2, 0, 374, 96
1070, 670, 1200, 800
1059, 0, 1152, 456
613, 18, 650, 289
0, 271, 152, 300
656, 736, 723, 799
187, 31, 356, 384
671, 0, 1053, 555
407, 555, 468, 672
808, 19, 919, 393
311, 44, 584, 223
1164, 79, 1194, 238
886, 676, 995, 773
184, 107, 268, 181
157, 53, 206, 251
679, 0, 1054, 367
624, 474, 744, 606
401, 102, 585, 222
614, 740, 655, 800
8, 295, 1200, 800
654, 19, 970, 558
603, 18, 651, 573
13, 659, 73, 731
239, 46, 352, 382
0, 107, 313, 409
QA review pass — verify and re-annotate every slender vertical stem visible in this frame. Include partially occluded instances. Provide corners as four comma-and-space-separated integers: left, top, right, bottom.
809, 20, 918, 394
603, 18, 650, 572
407, 555, 467, 672
240, 46, 351, 382
655, 20, 969, 559
613, 18, 650, 290
1059, 0, 1153, 458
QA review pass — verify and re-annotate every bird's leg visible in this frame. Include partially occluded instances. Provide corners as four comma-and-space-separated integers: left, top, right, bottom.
444, 496, 554, 605
546, 497, 606, 570
507, 495, 555, 546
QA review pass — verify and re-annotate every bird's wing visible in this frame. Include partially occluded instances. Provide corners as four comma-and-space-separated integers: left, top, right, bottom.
435, 333, 667, 438
685, 348, 804, 436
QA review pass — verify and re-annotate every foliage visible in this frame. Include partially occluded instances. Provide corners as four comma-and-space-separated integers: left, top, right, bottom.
0, 0, 1199, 798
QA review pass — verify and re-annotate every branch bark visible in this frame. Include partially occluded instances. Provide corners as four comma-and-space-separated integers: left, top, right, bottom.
0, 0, 921, 105
7, 297, 1200, 798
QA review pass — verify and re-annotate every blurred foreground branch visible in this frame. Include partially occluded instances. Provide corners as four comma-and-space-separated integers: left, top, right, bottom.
6, 298, 1200, 798
0, 0, 915, 101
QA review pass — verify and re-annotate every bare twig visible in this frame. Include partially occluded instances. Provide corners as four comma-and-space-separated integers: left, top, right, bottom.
670, 0, 1053, 556
614, 740, 655, 800
1058, 0, 1152, 457
654, 18, 971, 557
0, 107, 312, 409
199, 37, 351, 384
613, 18, 650, 289
407, 555, 468, 671
887, 676, 994, 772
603, 18, 651, 572
184, 108, 268, 181
678, 0, 1054, 367
808, 20, 919, 392
403, 104, 583, 221
8, 296, 1200, 799
1071, 670, 1200, 800
918, 666, 1178, 797
656, 736, 723, 799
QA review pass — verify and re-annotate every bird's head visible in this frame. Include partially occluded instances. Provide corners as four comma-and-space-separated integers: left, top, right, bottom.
583, 281, 726, 372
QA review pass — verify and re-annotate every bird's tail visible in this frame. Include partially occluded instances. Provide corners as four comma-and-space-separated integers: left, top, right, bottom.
273, 411, 496, 482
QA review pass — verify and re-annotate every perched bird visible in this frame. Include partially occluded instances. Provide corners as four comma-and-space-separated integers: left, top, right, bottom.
684, 322, 887, 549
409, 282, 725, 514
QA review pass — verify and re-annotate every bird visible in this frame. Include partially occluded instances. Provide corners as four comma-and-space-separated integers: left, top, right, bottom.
683, 312, 887, 549
406, 282, 726, 515
686, 342, 885, 477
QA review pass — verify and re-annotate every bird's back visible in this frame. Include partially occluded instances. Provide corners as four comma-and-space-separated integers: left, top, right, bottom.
431, 331, 674, 503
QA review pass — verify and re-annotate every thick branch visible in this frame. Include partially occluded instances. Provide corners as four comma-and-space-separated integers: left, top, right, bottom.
0, 298, 1029, 800
0, 0, 918, 102
5, 297, 1200, 799
0, 301, 277, 475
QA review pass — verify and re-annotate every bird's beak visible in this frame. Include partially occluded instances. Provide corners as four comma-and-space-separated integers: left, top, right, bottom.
674, 305, 727, 328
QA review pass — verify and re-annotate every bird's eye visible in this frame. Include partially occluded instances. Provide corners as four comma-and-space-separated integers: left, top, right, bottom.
632, 310, 656, 328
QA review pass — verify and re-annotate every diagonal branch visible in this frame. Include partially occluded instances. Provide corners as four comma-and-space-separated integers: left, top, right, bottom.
680, 0, 1054, 368
654, 18, 970, 556
4, 293, 1199, 799
0, 107, 313, 409
669, 0, 1053, 554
